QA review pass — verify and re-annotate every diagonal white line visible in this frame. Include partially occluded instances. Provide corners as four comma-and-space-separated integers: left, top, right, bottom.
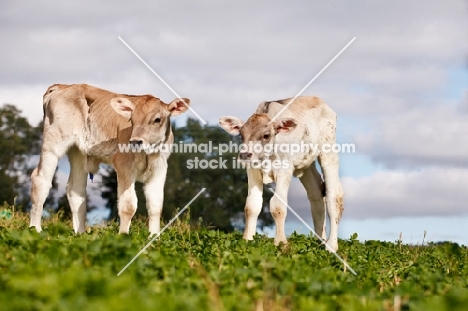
117, 188, 206, 276
118, 36, 207, 125
268, 188, 357, 275
269, 37, 356, 123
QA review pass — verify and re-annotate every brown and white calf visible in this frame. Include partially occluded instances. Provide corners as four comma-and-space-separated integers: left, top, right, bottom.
30, 84, 190, 234
219, 96, 343, 251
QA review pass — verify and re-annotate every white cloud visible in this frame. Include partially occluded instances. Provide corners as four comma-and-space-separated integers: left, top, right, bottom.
1, 1, 466, 122
337, 216, 468, 245
284, 166, 468, 221
0, 85, 46, 125
342, 168, 468, 218
1, 0, 467, 223
354, 103, 468, 168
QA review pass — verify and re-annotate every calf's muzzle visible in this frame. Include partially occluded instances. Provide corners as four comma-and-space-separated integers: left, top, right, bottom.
239, 152, 252, 161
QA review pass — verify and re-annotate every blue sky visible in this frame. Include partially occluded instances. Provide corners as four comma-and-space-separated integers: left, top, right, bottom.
0, 1, 467, 244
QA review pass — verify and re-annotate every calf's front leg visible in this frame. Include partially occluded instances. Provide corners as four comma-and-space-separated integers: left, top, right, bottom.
116, 172, 137, 234
270, 171, 293, 245
144, 160, 168, 236
243, 168, 263, 240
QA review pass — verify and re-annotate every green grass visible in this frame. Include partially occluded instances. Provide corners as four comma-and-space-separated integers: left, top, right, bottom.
1, 205, 467, 310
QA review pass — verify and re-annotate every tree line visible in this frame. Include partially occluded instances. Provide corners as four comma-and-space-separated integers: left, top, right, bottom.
0, 103, 273, 232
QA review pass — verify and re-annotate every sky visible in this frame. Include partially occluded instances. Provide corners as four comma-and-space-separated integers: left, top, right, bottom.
1, 1, 467, 245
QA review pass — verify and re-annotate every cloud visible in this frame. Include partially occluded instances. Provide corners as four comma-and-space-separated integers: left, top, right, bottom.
1, 1, 466, 123
1, 0, 467, 223
353, 102, 468, 168
285, 167, 468, 221
342, 168, 468, 218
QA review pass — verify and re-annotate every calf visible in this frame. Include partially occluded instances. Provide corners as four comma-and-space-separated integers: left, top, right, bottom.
219, 96, 343, 251
30, 84, 190, 234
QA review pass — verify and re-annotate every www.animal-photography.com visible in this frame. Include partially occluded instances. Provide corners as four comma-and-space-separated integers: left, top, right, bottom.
0, 1, 467, 310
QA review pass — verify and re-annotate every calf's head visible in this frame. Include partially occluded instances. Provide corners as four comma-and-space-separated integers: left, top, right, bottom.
219, 114, 297, 162
111, 96, 190, 145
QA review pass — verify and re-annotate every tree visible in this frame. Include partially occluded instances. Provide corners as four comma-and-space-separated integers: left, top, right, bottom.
100, 118, 274, 232
0, 104, 59, 210
0, 104, 41, 207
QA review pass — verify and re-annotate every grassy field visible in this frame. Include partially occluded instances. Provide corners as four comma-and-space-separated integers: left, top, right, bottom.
1, 206, 467, 311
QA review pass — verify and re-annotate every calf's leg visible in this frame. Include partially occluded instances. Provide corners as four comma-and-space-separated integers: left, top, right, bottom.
66, 146, 88, 233
299, 163, 327, 240
144, 159, 168, 236
116, 172, 137, 234
243, 168, 263, 240
270, 171, 292, 245
30, 141, 70, 232
319, 152, 343, 252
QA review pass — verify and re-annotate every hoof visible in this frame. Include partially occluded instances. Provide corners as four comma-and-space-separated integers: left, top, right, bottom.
324, 240, 338, 252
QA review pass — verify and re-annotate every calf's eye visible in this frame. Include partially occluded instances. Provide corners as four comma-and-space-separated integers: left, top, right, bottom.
263, 133, 270, 140
154, 118, 161, 123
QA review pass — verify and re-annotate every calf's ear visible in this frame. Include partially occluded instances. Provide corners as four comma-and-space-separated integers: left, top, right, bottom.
110, 97, 135, 120
219, 116, 244, 136
274, 118, 297, 133
168, 98, 190, 116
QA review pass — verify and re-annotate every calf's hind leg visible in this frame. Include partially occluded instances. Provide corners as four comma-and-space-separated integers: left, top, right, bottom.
66, 146, 88, 233
30, 141, 70, 232
299, 163, 327, 240
319, 151, 343, 252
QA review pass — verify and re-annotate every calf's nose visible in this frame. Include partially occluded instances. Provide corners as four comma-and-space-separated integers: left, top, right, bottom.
239, 152, 252, 160
129, 139, 143, 145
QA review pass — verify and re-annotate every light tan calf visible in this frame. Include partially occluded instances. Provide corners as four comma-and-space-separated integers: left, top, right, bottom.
30, 84, 190, 234
219, 96, 343, 251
